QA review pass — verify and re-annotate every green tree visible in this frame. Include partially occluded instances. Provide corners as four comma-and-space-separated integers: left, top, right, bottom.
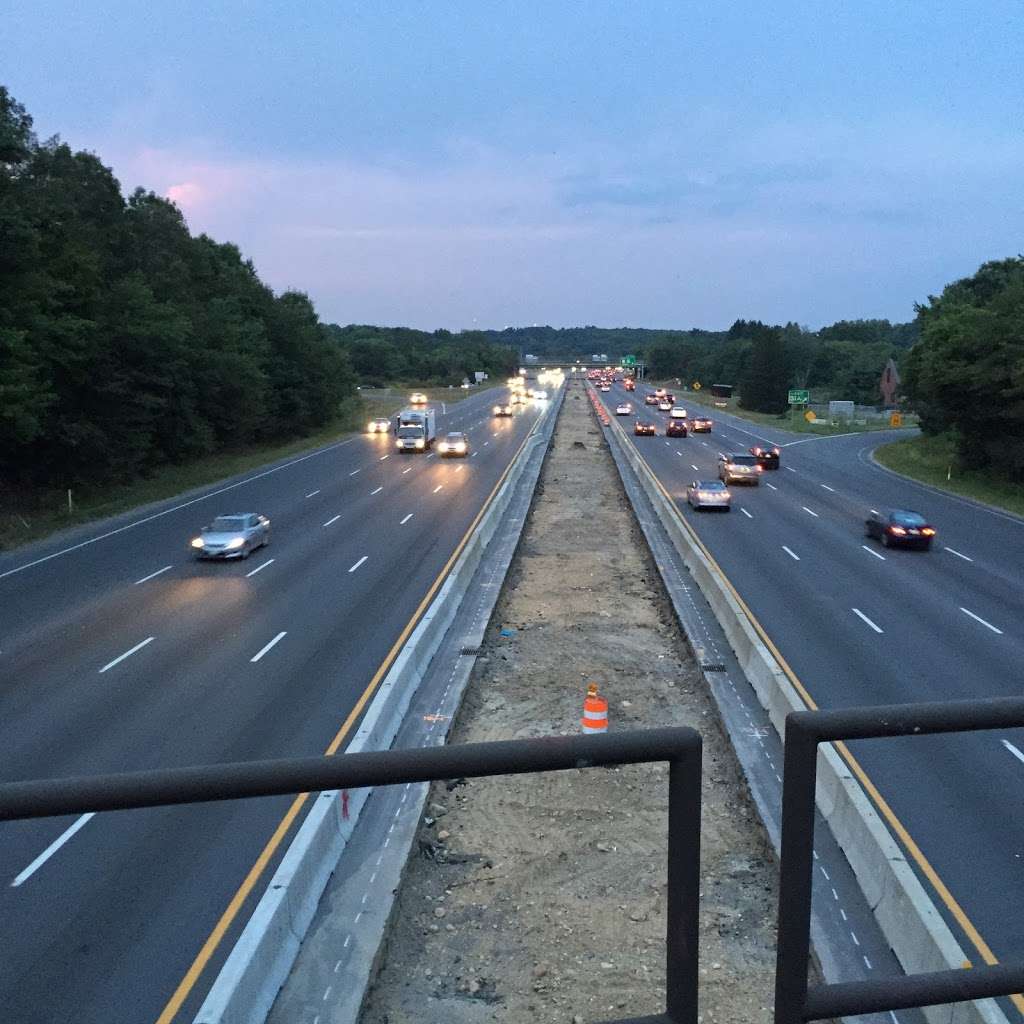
739, 325, 789, 413
905, 257, 1024, 477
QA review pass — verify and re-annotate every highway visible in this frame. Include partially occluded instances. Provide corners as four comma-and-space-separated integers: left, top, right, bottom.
594, 379, 1024, 1004
0, 384, 551, 1024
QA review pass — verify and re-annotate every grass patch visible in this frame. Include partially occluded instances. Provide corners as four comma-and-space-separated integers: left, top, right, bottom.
0, 384, 496, 553
650, 381, 916, 435
873, 434, 1024, 517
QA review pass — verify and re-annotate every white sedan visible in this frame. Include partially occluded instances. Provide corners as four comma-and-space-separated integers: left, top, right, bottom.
615, 402, 633, 415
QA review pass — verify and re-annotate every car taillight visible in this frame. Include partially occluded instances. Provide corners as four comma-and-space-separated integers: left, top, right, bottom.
922, 527, 936, 536
756, 464, 763, 472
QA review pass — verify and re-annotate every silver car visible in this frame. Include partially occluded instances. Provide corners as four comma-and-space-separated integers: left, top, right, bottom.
191, 513, 270, 560
686, 479, 731, 511
718, 453, 762, 485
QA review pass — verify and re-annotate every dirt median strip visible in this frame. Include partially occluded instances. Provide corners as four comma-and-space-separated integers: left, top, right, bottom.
359, 384, 785, 1024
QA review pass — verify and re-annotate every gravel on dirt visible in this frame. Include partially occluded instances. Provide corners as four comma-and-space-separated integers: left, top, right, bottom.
359, 383, 785, 1024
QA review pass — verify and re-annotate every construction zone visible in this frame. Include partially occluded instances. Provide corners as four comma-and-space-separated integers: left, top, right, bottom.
358, 383, 788, 1024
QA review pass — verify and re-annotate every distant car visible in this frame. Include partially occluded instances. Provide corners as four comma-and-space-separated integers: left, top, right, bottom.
669, 407, 688, 420
599, 385, 611, 392
690, 416, 712, 433
439, 431, 469, 457
644, 394, 659, 405
865, 509, 936, 550
750, 445, 780, 469
366, 418, 391, 434
634, 420, 657, 436
493, 403, 513, 416
666, 419, 688, 437
624, 380, 636, 391
654, 388, 667, 398
658, 400, 673, 412
686, 480, 731, 511
409, 392, 428, 405
718, 453, 762, 485
191, 513, 270, 560
615, 402, 632, 415
533, 389, 549, 400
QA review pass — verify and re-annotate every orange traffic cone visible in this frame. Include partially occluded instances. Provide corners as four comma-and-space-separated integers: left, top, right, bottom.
581, 682, 608, 734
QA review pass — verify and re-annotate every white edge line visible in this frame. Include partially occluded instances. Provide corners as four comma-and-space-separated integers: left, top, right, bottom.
851, 608, 884, 634
245, 558, 274, 578
348, 555, 368, 573
0, 437, 358, 582
959, 607, 1003, 635
134, 565, 172, 585
99, 636, 155, 674
250, 631, 287, 663
11, 813, 96, 886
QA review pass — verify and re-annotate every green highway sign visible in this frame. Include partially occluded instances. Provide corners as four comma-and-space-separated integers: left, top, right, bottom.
788, 389, 810, 405
622, 354, 637, 366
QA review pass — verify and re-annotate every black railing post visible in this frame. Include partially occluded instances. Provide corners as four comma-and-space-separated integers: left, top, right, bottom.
774, 714, 819, 1024
665, 743, 702, 1023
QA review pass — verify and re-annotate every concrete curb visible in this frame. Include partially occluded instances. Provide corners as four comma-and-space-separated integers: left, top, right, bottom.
598, 398, 1007, 1024
194, 390, 565, 1024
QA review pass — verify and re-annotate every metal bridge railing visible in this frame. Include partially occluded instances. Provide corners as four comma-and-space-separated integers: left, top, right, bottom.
0, 727, 703, 1024
774, 696, 1024, 1023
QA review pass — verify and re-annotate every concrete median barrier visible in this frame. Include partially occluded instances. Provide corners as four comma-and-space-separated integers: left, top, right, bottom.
598, 403, 1007, 1024
194, 390, 565, 1024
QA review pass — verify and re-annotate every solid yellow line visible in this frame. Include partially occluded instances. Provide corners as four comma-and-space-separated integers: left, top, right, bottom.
154, 422, 539, 1023
627, 430, 1024, 1012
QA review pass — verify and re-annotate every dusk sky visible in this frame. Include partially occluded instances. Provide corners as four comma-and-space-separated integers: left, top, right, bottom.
5, 1, 1022, 331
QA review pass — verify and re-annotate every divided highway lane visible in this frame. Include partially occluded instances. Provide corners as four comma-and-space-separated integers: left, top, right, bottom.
598, 382, 1024, 992
0, 387, 552, 1024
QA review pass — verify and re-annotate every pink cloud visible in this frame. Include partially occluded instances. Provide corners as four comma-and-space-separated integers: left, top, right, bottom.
166, 181, 205, 209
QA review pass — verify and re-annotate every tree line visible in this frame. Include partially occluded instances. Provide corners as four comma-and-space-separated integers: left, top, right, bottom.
324, 324, 518, 388
1, 86, 356, 489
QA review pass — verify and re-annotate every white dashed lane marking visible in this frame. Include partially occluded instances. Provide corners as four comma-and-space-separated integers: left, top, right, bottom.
945, 546, 973, 562
1002, 740, 1024, 766
801, 506, 819, 518
765, 482, 778, 491
323, 515, 341, 527
852, 608, 884, 634
348, 556, 368, 573
861, 545, 886, 561
245, 558, 274, 578
782, 546, 800, 561
305, 489, 320, 498
99, 637, 155, 674
400, 513, 414, 525
250, 631, 287, 663
740, 508, 753, 519
820, 484, 835, 492
370, 486, 383, 495
134, 565, 172, 585
11, 813, 95, 887
960, 607, 1003, 634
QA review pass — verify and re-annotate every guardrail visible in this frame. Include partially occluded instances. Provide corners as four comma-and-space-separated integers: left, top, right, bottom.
0, 728, 703, 1024
776, 698, 1024, 1023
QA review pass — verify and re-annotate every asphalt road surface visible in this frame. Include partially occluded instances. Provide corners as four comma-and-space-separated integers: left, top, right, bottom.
0, 385, 552, 1024
596, 380, 1024, 1009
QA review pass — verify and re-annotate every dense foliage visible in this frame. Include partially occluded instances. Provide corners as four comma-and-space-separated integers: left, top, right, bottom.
512, 320, 917, 408
904, 257, 1024, 479
324, 324, 517, 388
0, 87, 355, 488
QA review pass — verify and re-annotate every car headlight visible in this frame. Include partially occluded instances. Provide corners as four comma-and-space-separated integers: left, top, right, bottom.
367, 422, 376, 432
493, 406, 500, 413
415, 439, 425, 448
227, 537, 245, 549
396, 439, 403, 448
455, 442, 466, 452
191, 537, 205, 549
